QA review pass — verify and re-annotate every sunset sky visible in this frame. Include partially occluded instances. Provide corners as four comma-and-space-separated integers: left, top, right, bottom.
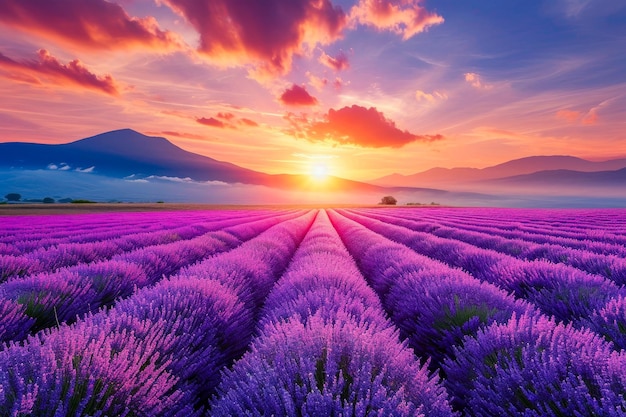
1, 0, 625, 181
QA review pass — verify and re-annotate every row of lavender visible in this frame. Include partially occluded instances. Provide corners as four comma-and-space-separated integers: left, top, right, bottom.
1, 208, 626, 416
328, 209, 626, 415
0, 209, 301, 343
0, 210, 316, 415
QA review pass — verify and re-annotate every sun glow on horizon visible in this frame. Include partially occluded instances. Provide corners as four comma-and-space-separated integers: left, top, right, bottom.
310, 163, 329, 181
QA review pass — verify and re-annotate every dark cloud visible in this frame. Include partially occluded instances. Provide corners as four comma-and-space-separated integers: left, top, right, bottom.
306, 105, 443, 148
197, 117, 226, 128
162, 0, 347, 79
0, 49, 119, 95
280, 84, 319, 106
0, 0, 181, 50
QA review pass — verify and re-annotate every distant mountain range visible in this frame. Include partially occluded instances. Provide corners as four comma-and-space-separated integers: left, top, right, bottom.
0, 129, 389, 193
1, 129, 624, 207
0, 129, 446, 196
372, 155, 626, 190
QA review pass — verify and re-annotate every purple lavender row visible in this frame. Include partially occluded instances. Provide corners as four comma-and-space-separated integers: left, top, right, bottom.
338, 209, 624, 324
415, 208, 626, 244
0, 210, 292, 282
352, 209, 626, 284
359, 207, 626, 257
328, 211, 626, 416
0, 211, 305, 344
211, 210, 455, 416
0, 211, 316, 415
370, 209, 626, 352
327, 210, 534, 369
0, 209, 286, 255
443, 313, 626, 416
0, 210, 223, 243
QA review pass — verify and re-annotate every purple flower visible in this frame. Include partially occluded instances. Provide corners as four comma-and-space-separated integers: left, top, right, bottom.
443, 313, 626, 415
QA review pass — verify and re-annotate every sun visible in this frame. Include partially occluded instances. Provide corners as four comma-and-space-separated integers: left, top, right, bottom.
310, 163, 329, 181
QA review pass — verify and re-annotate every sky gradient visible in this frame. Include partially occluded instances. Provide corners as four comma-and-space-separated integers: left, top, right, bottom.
1, 0, 625, 181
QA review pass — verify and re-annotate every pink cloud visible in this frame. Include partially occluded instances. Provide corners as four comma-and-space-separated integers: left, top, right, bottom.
240, 118, 259, 127
556, 109, 582, 123
307, 72, 329, 91
415, 89, 447, 102
0, 49, 119, 95
217, 112, 236, 120
197, 117, 226, 128
0, 0, 182, 51
319, 50, 350, 71
162, 0, 347, 79
279, 84, 319, 106
464, 72, 493, 89
304, 104, 443, 148
582, 109, 598, 125
351, 0, 444, 40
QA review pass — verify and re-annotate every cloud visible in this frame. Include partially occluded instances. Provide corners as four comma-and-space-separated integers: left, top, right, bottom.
319, 50, 349, 71
161, 0, 347, 79
0, 49, 120, 95
47, 162, 71, 171
464, 72, 493, 89
556, 109, 582, 123
0, 0, 182, 51
279, 84, 319, 107
302, 104, 443, 148
415, 89, 448, 102
75, 166, 95, 173
197, 117, 226, 128
307, 72, 329, 91
582, 109, 598, 125
217, 112, 235, 120
197, 113, 259, 129
240, 118, 259, 127
350, 0, 444, 40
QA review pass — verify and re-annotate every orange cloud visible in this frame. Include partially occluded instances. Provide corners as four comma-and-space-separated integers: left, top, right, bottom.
279, 84, 319, 106
0, 49, 119, 95
319, 50, 350, 71
240, 118, 259, 127
0, 0, 182, 51
415, 89, 448, 102
582, 109, 598, 125
303, 104, 443, 148
351, 0, 444, 40
556, 109, 582, 123
162, 0, 347, 79
464, 72, 493, 89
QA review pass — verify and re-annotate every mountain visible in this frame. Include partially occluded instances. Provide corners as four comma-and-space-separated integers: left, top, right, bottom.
1, 129, 268, 184
372, 155, 626, 188
490, 167, 626, 187
0, 128, 444, 196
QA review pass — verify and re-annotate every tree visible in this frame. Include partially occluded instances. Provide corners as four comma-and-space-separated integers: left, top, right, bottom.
5, 193, 21, 202
379, 195, 397, 205
43, 197, 55, 204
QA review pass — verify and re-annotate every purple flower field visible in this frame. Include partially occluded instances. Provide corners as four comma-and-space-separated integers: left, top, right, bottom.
1, 207, 626, 416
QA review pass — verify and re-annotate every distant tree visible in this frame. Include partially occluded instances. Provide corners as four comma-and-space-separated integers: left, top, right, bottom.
5, 193, 21, 202
43, 197, 55, 204
379, 195, 397, 205
58, 198, 73, 203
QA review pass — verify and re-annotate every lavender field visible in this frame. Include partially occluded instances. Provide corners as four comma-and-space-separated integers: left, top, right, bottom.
1, 207, 626, 416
